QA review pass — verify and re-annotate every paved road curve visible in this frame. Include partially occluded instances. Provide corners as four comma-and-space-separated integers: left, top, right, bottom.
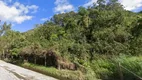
0, 60, 57, 80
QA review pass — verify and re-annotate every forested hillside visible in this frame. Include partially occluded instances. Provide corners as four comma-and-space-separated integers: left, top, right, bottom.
0, 0, 142, 80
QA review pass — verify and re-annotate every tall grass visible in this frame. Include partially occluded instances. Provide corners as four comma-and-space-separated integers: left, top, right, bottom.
21, 62, 84, 80
90, 55, 142, 80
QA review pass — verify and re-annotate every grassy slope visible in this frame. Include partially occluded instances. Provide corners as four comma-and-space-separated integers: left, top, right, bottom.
21, 62, 84, 80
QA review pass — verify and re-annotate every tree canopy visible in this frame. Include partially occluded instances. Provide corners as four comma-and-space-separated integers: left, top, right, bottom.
0, 0, 142, 80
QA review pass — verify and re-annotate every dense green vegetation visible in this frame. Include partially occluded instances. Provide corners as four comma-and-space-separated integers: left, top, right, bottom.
0, 0, 142, 80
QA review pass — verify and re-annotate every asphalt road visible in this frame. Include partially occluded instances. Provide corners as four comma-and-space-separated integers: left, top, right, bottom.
0, 60, 57, 80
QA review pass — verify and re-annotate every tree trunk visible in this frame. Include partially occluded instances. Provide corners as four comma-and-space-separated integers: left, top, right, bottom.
11, 55, 13, 59
45, 55, 47, 66
26, 56, 29, 62
58, 64, 61, 70
2, 50, 4, 59
118, 62, 123, 80
57, 60, 61, 70
34, 56, 37, 64
6, 49, 8, 59
0, 54, 1, 60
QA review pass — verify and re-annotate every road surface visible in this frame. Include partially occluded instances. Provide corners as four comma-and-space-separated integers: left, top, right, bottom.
0, 60, 57, 80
